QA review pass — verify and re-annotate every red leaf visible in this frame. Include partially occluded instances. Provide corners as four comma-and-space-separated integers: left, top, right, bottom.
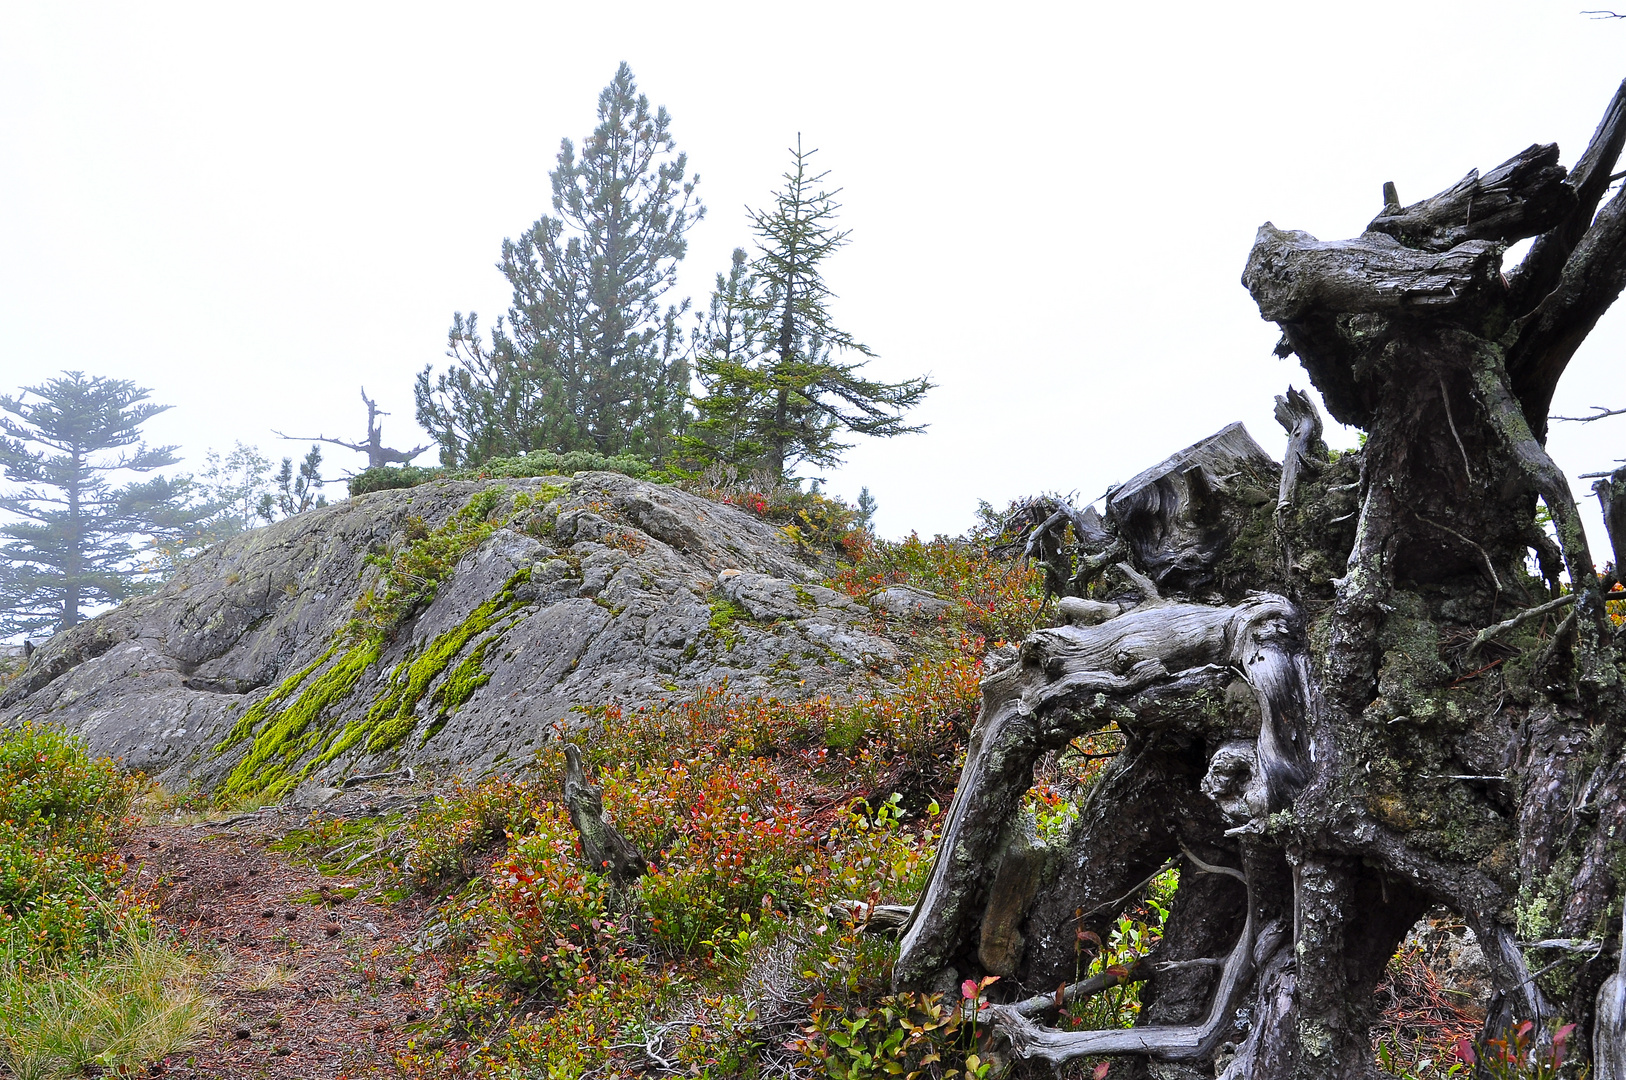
1093, 1063, 1110, 1079
1455, 1038, 1477, 1066
961, 979, 979, 1000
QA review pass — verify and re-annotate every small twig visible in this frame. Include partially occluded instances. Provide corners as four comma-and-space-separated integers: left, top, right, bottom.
1451, 658, 1504, 685
1416, 513, 1502, 593
1179, 845, 1246, 885
1153, 957, 1226, 973
1525, 938, 1604, 952
322, 836, 369, 862
1073, 857, 1178, 923
1008, 959, 1150, 1018
343, 767, 414, 788
1534, 608, 1579, 672
343, 846, 388, 873
1439, 375, 1475, 484
1467, 593, 1575, 653
1554, 404, 1626, 422
200, 808, 276, 829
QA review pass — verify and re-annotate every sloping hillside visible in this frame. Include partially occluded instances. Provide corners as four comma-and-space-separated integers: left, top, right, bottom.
0, 472, 911, 798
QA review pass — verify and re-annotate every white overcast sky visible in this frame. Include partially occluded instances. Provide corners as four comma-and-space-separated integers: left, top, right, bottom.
1, 2, 1624, 545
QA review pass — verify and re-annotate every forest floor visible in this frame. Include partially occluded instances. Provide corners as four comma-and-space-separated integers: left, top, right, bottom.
124, 804, 443, 1080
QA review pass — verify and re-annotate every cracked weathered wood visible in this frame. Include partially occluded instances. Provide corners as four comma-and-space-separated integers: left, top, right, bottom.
1595, 908, 1626, 1080
1243, 225, 1505, 325
1105, 423, 1280, 593
562, 744, 647, 884
894, 593, 1308, 991
1273, 387, 1324, 523
1365, 142, 1574, 252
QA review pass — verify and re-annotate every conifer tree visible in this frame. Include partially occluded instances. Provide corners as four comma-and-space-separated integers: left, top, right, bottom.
417, 63, 701, 468
0, 372, 200, 636
688, 141, 931, 478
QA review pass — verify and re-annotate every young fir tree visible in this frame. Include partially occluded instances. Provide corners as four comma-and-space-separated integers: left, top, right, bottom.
0, 372, 200, 636
417, 63, 702, 468
688, 141, 932, 478
264, 445, 326, 518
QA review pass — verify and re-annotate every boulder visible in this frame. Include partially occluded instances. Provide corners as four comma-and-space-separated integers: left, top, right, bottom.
0, 472, 906, 792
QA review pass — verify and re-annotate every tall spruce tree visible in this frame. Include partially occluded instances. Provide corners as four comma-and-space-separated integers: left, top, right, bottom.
0, 372, 199, 636
688, 141, 931, 478
417, 63, 701, 468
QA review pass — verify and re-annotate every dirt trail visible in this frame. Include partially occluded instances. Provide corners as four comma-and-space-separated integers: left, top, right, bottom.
124, 810, 446, 1079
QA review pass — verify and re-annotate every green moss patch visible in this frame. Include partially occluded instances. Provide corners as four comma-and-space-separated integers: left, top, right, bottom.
214, 489, 539, 799
343, 570, 530, 756
217, 641, 381, 800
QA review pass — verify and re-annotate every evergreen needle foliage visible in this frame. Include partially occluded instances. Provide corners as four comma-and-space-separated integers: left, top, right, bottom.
417, 62, 702, 469
0, 372, 204, 636
687, 140, 932, 478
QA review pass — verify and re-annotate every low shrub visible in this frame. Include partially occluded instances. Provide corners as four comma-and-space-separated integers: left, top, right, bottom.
830, 532, 1046, 644
349, 464, 446, 496
482, 807, 629, 990
403, 776, 540, 891
457, 450, 658, 482
349, 450, 664, 498
0, 723, 142, 958
0, 725, 210, 1079
682, 463, 862, 551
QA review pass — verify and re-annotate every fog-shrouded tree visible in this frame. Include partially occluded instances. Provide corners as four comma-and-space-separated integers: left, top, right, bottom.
266, 445, 325, 519
275, 388, 428, 472
417, 62, 701, 468
687, 141, 931, 479
856, 486, 878, 532
888, 82, 1626, 1080
0, 372, 200, 636
200, 441, 274, 534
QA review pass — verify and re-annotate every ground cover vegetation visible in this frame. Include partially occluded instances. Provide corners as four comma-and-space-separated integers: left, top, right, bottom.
0, 723, 211, 1078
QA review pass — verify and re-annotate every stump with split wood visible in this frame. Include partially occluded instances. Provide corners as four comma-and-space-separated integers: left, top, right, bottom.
895, 83, 1626, 1079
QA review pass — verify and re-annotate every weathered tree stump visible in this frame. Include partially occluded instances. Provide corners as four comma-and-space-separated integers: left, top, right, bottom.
902, 81, 1626, 1079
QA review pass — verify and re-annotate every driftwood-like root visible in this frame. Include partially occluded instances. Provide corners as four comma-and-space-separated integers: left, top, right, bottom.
562, 744, 648, 884
987, 854, 1276, 1066
894, 592, 1310, 992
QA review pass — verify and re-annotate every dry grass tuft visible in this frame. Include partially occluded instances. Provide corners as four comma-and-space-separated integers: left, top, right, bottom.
0, 933, 216, 1080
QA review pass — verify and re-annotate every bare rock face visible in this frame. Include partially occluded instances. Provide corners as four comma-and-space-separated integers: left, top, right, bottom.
0, 472, 902, 794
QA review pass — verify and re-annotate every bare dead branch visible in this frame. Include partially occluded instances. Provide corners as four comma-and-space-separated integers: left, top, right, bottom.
1468, 587, 1576, 654
1366, 142, 1574, 252
1273, 386, 1325, 522
1554, 404, 1626, 422
1509, 79, 1626, 314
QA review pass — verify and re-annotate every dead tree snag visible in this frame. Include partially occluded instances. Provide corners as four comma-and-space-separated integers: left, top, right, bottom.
902, 81, 1626, 1079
